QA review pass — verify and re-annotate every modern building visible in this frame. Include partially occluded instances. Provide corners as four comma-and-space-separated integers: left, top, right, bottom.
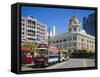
83, 13, 96, 36
53, 25, 56, 36
46, 25, 56, 41
51, 16, 95, 53
21, 16, 47, 44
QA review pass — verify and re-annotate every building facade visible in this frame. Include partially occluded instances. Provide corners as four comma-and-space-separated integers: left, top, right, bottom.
83, 13, 96, 36
51, 16, 95, 53
21, 16, 47, 44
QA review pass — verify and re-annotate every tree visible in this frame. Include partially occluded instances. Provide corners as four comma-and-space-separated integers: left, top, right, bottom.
25, 42, 37, 53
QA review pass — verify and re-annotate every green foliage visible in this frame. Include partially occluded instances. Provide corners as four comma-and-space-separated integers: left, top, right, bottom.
25, 42, 37, 52
70, 49, 95, 58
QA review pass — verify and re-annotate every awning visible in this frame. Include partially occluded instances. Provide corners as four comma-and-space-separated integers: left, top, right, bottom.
21, 47, 31, 51
36, 48, 47, 50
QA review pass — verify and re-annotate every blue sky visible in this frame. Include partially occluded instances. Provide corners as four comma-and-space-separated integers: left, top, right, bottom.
21, 6, 95, 34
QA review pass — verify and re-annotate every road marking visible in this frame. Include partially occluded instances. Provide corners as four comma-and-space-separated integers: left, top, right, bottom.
81, 59, 87, 67
46, 61, 67, 69
21, 66, 33, 71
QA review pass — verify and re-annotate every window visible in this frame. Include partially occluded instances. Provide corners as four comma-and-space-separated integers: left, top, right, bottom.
81, 39, 84, 41
23, 28, 24, 30
92, 41, 94, 44
27, 30, 34, 33
22, 32, 24, 35
66, 37, 68, 41
63, 39, 66, 42
69, 36, 72, 41
34, 27, 35, 29
56, 40, 58, 43
28, 20, 30, 24
28, 33, 30, 36
53, 41, 55, 43
92, 45, 93, 48
56, 45, 59, 47
23, 24, 25, 26
87, 40, 89, 43
60, 40, 62, 42
23, 19, 25, 22
27, 30, 30, 32
22, 36, 24, 38
60, 44, 62, 48
74, 28, 76, 31
90, 41, 91, 43
28, 25, 30, 28
69, 43, 71, 47
73, 42, 77, 47
32, 21, 35, 25
63, 43, 66, 47
31, 26, 33, 28
73, 36, 77, 40
79, 28, 80, 31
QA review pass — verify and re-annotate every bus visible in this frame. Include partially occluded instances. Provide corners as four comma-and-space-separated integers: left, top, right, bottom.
21, 47, 33, 64
48, 45, 59, 63
21, 44, 69, 66
34, 44, 59, 66
33, 42, 69, 67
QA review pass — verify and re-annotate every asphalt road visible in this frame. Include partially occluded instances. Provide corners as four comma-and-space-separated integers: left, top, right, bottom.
46, 58, 95, 69
21, 58, 95, 71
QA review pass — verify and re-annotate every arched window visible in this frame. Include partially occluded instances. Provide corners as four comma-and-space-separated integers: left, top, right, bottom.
60, 40, 62, 42
73, 36, 77, 40
63, 39, 66, 42
69, 36, 72, 41
81, 39, 84, 41
53, 41, 55, 43
56, 40, 58, 43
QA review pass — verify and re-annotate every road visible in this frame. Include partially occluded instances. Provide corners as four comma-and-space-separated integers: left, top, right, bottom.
21, 58, 95, 71
46, 58, 95, 69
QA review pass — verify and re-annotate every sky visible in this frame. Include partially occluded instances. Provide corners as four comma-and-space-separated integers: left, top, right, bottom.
21, 6, 95, 34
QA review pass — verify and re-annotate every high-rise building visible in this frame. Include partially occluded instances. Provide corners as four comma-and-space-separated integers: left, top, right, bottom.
83, 13, 96, 36
50, 30, 53, 37
53, 25, 56, 36
21, 16, 47, 43
46, 25, 56, 38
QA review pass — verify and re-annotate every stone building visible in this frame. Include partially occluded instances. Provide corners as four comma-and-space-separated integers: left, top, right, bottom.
51, 16, 95, 53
